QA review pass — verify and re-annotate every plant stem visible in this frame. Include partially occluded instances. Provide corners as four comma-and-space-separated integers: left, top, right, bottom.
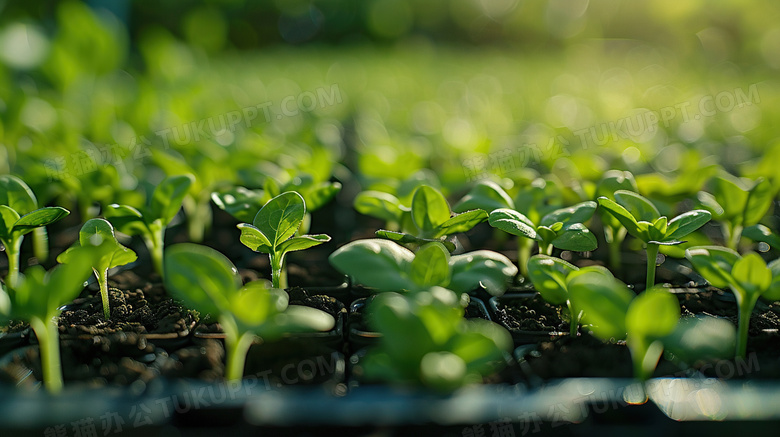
4, 237, 22, 287
645, 243, 659, 292
225, 331, 255, 381
517, 238, 533, 278
97, 268, 111, 320
187, 196, 212, 243
735, 291, 759, 359
32, 227, 49, 263
567, 300, 578, 337
270, 252, 287, 289
145, 228, 166, 278
30, 316, 64, 394
727, 224, 743, 251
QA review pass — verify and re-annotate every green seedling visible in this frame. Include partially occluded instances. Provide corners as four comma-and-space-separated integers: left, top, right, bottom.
685, 247, 780, 358
0, 175, 54, 263
742, 223, 780, 251
0, 198, 69, 287
354, 169, 443, 232
595, 170, 638, 272
0, 247, 96, 393
568, 271, 681, 380
103, 174, 193, 276
237, 192, 331, 289
598, 190, 711, 291
359, 287, 512, 392
164, 243, 334, 381
697, 173, 775, 250
329, 239, 517, 296
375, 185, 488, 252
488, 201, 598, 276
57, 218, 137, 320
527, 255, 614, 336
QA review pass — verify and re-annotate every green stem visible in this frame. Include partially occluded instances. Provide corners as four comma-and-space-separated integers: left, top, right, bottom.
187, 196, 212, 243
32, 227, 49, 263
567, 300, 579, 337
30, 316, 64, 394
4, 237, 22, 288
735, 291, 759, 359
225, 331, 256, 381
607, 230, 623, 273
645, 243, 659, 292
728, 224, 743, 252
97, 268, 111, 320
270, 252, 287, 289
145, 228, 166, 278
517, 238, 533, 278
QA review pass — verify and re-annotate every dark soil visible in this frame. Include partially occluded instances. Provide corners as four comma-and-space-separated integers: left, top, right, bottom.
675, 288, 780, 334
518, 334, 681, 380
491, 294, 567, 333
57, 270, 196, 337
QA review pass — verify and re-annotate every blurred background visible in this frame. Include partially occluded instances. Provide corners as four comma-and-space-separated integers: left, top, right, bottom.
1, 0, 779, 219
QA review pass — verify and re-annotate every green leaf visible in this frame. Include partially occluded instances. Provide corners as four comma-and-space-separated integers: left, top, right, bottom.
150, 174, 194, 226
354, 191, 403, 224
237, 223, 272, 253
743, 224, 780, 250
0, 205, 20, 240
261, 305, 335, 339
626, 288, 680, 338
597, 197, 643, 240
304, 181, 341, 211
527, 255, 577, 305
329, 239, 416, 292
410, 242, 451, 288
375, 230, 457, 252
744, 179, 775, 226
488, 208, 537, 239
540, 201, 597, 227
453, 181, 514, 213
685, 246, 740, 289
252, 191, 305, 250
230, 282, 288, 326
437, 209, 488, 237
71, 218, 137, 270
12, 207, 69, 236
613, 190, 660, 222
665, 210, 712, 241
551, 223, 598, 252
211, 186, 266, 223
568, 271, 634, 340
164, 243, 242, 317
732, 252, 771, 295
596, 170, 637, 198
103, 204, 148, 236
450, 250, 518, 296
276, 234, 331, 254
763, 258, 780, 301
665, 316, 737, 362
709, 174, 749, 220
411, 186, 451, 233
0, 175, 37, 214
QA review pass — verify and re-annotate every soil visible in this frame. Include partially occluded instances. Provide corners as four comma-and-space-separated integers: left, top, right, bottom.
491, 294, 568, 333
675, 288, 780, 334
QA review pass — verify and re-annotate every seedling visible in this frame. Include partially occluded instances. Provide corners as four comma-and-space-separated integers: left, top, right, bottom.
488, 201, 598, 276
685, 247, 780, 358
0, 198, 69, 287
0, 247, 96, 393
595, 170, 638, 272
697, 173, 775, 250
57, 218, 137, 320
597, 190, 711, 291
359, 287, 512, 391
375, 185, 488, 251
329, 239, 517, 296
526, 255, 614, 336
568, 271, 681, 380
237, 191, 331, 288
103, 174, 193, 276
0, 175, 54, 263
742, 223, 780, 251
164, 243, 334, 381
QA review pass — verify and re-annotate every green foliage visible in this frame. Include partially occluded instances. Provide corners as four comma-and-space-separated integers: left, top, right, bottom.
686, 246, 780, 358
57, 218, 137, 320
237, 191, 330, 288
328, 239, 517, 296
375, 185, 487, 251
568, 271, 680, 380
103, 174, 193, 277
164, 243, 334, 381
598, 190, 711, 290
359, 287, 512, 392
1, 246, 97, 393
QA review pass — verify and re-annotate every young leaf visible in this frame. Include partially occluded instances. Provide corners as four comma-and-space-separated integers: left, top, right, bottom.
613, 190, 660, 222
551, 223, 598, 252
450, 250, 518, 296
709, 174, 748, 220
0, 175, 37, 214
329, 239, 416, 292
211, 186, 266, 223
411, 186, 451, 233
744, 178, 775, 226
742, 224, 780, 250
150, 174, 194, 226
453, 181, 514, 212
102, 204, 147, 235
488, 209, 537, 240
237, 223, 272, 252
437, 209, 488, 236
410, 242, 451, 288
685, 246, 740, 289
354, 191, 403, 223
276, 234, 331, 254
665, 210, 712, 241
540, 201, 597, 228
596, 197, 641, 237
252, 191, 305, 249
13, 207, 69, 234
568, 271, 634, 340
731, 253, 772, 294
527, 255, 577, 305
625, 288, 680, 339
